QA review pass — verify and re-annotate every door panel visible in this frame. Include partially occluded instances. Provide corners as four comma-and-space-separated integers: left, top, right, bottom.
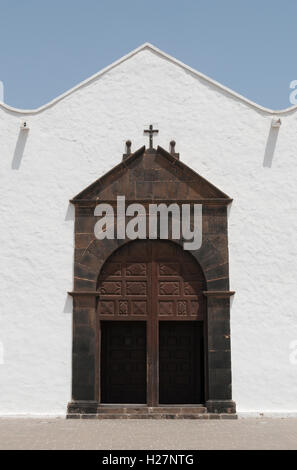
101, 322, 146, 404
98, 240, 151, 318
152, 241, 205, 319
159, 321, 204, 404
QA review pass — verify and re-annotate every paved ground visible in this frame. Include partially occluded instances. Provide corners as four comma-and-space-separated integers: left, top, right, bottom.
0, 418, 297, 450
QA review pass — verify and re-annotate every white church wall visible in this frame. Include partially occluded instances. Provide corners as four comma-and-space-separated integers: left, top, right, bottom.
0, 44, 297, 415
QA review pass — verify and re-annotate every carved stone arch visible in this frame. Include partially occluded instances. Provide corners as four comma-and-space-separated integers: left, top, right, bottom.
68, 143, 236, 417
192, 237, 230, 290
79, 234, 214, 289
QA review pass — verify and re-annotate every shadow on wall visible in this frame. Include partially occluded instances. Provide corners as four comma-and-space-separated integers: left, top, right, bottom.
63, 294, 73, 314
65, 203, 75, 221
263, 124, 280, 168
63, 203, 75, 314
12, 130, 29, 169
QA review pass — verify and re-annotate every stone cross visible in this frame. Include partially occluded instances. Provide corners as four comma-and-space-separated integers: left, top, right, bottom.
144, 124, 159, 149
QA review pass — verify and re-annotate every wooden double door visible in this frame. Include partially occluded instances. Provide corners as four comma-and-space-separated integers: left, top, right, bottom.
98, 240, 205, 405
101, 321, 203, 404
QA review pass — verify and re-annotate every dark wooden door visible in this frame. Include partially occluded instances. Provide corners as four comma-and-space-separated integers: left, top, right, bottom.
98, 240, 206, 405
101, 322, 146, 404
159, 322, 204, 404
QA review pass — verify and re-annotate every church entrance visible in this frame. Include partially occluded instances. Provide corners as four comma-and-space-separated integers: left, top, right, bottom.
68, 140, 237, 417
97, 240, 206, 406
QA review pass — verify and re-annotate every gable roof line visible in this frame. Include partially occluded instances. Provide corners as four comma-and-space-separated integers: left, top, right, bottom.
71, 146, 146, 201
1, 42, 295, 115
71, 144, 231, 202
156, 146, 230, 199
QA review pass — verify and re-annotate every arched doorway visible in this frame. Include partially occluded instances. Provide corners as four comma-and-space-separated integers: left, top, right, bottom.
97, 239, 206, 406
68, 142, 237, 417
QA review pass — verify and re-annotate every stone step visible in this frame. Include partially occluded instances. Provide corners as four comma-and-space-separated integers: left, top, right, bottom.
67, 412, 237, 420
96, 406, 207, 415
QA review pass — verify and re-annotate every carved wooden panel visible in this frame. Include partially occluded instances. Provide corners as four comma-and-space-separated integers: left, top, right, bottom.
97, 240, 205, 319
153, 242, 205, 319
98, 241, 150, 317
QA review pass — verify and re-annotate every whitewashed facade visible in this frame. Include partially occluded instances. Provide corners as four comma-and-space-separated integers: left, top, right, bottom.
0, 44, 297, 416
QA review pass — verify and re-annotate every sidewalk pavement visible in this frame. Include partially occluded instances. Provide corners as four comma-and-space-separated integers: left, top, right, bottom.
0, 417, 296, 450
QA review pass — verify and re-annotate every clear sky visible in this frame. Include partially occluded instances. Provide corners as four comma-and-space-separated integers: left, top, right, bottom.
0, 0, 296, 109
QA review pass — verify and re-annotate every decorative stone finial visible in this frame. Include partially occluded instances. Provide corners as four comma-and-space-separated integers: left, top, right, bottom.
123, 140, 132, 160
126, 140, 132, 155
169, 140, 179, 160
170, 140, 176, 155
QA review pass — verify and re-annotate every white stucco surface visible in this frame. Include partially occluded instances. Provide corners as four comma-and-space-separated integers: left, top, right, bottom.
0, 44, 296, 415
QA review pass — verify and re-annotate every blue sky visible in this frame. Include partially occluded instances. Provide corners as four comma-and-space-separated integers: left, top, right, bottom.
0, 0, 296, 109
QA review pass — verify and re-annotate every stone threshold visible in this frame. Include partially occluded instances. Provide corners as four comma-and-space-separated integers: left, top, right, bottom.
67, 413, 237, 419
67, 405, 237, 420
